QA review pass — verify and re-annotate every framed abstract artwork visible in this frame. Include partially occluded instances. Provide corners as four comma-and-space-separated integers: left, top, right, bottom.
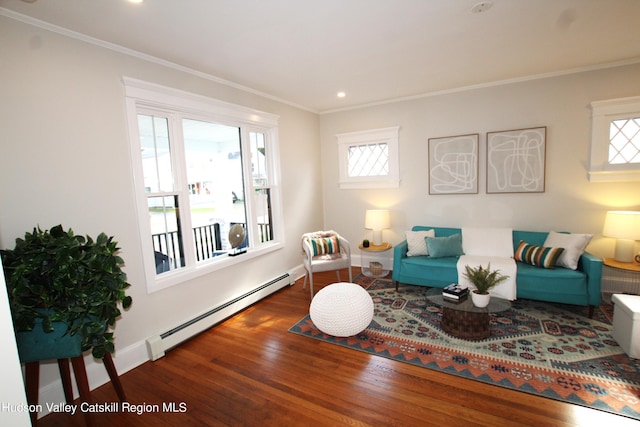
428, 134, 479, 194
486, 127, 546, 194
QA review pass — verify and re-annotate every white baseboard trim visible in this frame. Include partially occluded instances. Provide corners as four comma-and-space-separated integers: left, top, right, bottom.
288, 264, 306, 283
289, 259, 395, 279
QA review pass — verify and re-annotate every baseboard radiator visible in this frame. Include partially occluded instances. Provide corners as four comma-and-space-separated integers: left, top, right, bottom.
146, 273, 291, 361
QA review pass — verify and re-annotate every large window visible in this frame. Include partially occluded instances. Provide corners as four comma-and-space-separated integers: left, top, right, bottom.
124, 78, 282, 291
589, 96, 640, 182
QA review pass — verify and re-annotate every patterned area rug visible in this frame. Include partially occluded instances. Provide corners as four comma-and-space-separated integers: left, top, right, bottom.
289, 275, 640, 421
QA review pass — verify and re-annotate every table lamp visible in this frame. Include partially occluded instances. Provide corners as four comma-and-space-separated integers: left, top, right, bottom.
602, 211, 640, 262
365, 209, 390, 246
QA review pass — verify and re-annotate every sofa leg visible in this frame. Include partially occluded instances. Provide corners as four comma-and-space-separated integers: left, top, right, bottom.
395, 281, 399, 292
588, 305, 595, 319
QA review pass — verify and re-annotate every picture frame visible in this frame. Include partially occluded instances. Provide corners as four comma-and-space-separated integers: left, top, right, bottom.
428, 134, 479, 195
486, 127, 546, 194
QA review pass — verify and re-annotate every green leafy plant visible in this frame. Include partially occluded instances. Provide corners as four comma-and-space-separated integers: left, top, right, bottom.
463, 263, 509, 295
1, 225, 132, 359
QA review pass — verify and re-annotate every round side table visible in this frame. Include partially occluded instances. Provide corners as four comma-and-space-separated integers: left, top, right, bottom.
359, 242, 392, 278
602, 258, 640, 296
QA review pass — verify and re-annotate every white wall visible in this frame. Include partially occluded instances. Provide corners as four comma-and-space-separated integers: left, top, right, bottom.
0, 15, 322, 405
319, 63, 640, 262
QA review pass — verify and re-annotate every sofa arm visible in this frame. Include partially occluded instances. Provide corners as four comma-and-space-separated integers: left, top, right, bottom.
392, 241, 409, 281
579, 252, 602, 306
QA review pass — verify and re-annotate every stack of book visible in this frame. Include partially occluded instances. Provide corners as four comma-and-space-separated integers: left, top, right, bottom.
442, 283, 468, 302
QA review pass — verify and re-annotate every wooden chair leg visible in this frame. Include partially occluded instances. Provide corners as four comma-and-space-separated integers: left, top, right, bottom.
57, 358, 74, 404
102, 352, 126, 401
25, 361, 40, 426
70, 356, 95, 427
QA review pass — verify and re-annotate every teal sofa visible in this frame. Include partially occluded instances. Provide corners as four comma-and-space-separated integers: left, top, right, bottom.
392, 226, 602, 317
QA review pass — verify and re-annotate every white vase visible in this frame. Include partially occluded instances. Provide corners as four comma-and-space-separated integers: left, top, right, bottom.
471, 291, 490, 308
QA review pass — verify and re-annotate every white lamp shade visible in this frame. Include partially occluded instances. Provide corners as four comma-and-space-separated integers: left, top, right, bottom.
365, 210, 390, 231
365, 209, 390, 246
603, 211, 640, 240
603, 211, 640, 262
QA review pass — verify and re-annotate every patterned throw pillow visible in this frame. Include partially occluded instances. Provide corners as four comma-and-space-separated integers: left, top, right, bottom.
310, 236, 341, 256
514, 240, 564, 269
405, 229, 435, 256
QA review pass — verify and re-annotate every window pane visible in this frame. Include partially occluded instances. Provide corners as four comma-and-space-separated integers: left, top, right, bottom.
348, 143, 389, 177
250, 131, 268, 186
149, 195, 184, 274
182, 119, 248, 258
138, 115, 174, 192
609, 118, 640, 164
254, 188, 273, 243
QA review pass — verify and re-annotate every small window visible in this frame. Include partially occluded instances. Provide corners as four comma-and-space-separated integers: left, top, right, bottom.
589, 96, 640, 182
609, 118, 640, 164
337, 126, 400, 189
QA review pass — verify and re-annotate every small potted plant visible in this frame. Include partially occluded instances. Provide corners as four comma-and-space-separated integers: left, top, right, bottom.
463, 263, 508, 308
1, 225, 132, 360
362, 239, 370, 248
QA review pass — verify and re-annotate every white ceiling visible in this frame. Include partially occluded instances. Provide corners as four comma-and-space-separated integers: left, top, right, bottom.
2, 0, 640, 113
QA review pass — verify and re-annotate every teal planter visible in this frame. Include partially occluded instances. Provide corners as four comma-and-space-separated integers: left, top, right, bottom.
15, 317, 83, 363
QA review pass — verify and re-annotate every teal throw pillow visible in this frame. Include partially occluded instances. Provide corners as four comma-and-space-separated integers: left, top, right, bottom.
425, 234, 464, 258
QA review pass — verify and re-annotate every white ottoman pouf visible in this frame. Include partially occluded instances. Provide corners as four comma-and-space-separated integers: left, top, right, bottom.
612, 294, 640, 359
309, 282, 374, 337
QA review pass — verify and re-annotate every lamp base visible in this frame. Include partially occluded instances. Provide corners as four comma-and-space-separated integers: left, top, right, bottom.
614, 239, 635, 263
371, 229, 383, 246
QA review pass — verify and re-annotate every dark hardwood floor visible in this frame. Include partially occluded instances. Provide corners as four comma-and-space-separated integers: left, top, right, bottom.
38, 268, 637, 426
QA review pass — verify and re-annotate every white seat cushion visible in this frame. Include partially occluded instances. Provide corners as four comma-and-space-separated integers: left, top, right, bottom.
304, 254, 350, 273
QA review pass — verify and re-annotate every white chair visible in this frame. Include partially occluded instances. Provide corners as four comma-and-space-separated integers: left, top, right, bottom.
302, 231, 352, 298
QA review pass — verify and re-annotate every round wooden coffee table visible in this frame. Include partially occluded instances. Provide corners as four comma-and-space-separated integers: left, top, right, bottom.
426, 287, 511, 340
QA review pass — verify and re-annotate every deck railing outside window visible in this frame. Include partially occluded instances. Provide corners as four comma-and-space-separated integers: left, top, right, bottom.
152, 222, 272, 273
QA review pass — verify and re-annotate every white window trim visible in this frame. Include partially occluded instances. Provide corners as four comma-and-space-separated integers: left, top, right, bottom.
337, 126, 400, 189
588, 96, 640, 182
123, 77, 284, 293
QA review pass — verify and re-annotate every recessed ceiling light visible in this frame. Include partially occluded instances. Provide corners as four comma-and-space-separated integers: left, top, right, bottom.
128, 0, 144, 4
337, 91, 346, 98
